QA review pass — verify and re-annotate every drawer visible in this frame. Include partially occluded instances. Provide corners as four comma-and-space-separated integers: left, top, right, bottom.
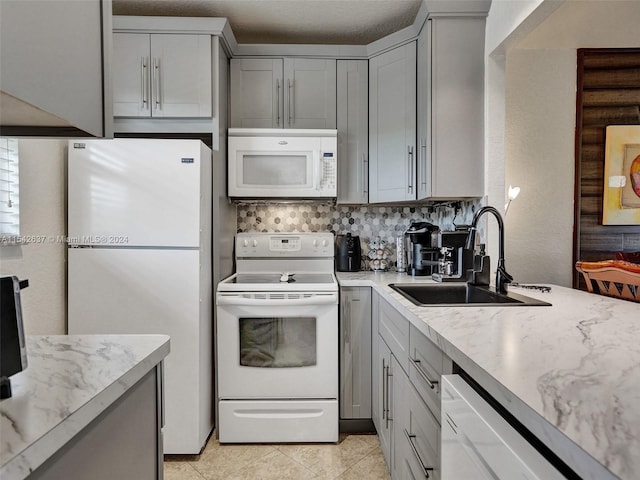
378, 296, 410, 374
408, 325, 452, 421
398, 383, 441, 480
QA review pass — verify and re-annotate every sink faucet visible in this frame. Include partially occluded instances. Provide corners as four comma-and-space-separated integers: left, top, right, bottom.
465, 206, 513, 294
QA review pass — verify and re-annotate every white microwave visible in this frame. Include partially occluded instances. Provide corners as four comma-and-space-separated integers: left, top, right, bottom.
228, 128, 337, 198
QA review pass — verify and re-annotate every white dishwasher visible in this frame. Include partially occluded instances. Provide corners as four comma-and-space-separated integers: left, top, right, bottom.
441, 375, 565, 480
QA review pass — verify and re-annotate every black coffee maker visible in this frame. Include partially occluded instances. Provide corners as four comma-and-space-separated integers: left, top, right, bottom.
404, 222, 440, 276
432, 229, 474, 282
335, 233, 362, 272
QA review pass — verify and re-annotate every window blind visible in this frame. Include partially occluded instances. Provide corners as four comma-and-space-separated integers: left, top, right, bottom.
0, 138, 19, 241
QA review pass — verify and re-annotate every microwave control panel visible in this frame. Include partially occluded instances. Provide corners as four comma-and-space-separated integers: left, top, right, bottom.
320, 152, 337, 191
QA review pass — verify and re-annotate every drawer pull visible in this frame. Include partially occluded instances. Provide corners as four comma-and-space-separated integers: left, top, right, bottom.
410, 357, 438, 390
404, 428, 434, 479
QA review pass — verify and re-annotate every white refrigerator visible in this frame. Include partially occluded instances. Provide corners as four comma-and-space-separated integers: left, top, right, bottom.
67, 138, 219, 454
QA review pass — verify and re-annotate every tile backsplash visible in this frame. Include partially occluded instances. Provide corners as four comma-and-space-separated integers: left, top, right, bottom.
237, 200, 483, 270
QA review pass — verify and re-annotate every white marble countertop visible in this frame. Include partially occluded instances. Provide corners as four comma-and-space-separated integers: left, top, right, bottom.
338, 271, 640, 480
0, 334, 170, 480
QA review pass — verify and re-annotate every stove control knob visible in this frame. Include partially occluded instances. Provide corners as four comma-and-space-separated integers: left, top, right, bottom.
242, 239, 249, 247
252, 239, 258, 247
313, 239, 318, 247
322, 239, 328, 247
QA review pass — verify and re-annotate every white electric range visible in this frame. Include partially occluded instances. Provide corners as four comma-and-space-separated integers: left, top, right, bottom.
216, 232, 339, 443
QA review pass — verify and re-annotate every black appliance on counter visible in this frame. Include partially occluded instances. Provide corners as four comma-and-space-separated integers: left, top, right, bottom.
335, 233, 361, 272
432, 229, 474, 282
405, 222, 441, 276
1, 276, 29, 399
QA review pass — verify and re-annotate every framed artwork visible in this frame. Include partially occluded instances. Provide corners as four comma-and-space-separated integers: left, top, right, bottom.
602, 125, 640, 225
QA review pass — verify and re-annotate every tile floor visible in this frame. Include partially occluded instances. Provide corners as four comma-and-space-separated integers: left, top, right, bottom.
164, 433, 390, 480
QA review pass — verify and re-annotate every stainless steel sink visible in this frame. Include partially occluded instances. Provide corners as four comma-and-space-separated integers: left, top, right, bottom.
389, 283, 551, 307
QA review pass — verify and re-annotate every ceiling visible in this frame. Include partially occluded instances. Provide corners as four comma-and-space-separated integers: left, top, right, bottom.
112, 0, 423, 45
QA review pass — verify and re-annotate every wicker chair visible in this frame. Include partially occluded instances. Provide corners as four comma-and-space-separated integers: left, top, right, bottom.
575, 260, 640, 302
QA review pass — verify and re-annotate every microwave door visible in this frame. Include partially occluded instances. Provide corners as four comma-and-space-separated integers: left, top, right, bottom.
234, 152, 315, 197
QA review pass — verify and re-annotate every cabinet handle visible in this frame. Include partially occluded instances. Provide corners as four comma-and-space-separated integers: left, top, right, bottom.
420, 139, 428, 188
408, 146, 414, 194
362, 154, 368, 195
153, 58, 161, 110
404, 428, 435, 479
276, 78, 281, 126
288, 79, 294, 125
385, 362, 393, 429
381, 358, 386, 420
410, 357, 438, 390
141, 57, 149, 109
345, 299, 351, 351
382, 358, 387, 420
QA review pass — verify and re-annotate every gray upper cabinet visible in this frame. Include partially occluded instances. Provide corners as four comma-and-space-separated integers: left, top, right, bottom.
113, 33, 212, 118
230, 58, 336, 129
0, 0, 109, 136
417, 18, 485, 199
230, 58, 284, 128
368, 42, 417, 203
337, 60, 369, 204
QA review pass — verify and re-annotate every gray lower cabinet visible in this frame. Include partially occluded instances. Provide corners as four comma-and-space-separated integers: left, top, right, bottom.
230, 57, 337, 129
395, 382, 441, 480
29, 366, 163, 480
340, 287, 372, 420
337, 60, 369, 204
373, 294, 452, 480
372, 291, 381, 429
376, 335, 394, 470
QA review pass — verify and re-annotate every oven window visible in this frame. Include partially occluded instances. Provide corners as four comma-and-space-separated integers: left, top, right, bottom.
239, 317, 317, 367
242, 155, 308, 186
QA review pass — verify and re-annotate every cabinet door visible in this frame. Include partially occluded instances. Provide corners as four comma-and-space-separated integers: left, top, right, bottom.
150, 34, 212, 118
113, 33, 151, 117
396, 382, 441, 480
416, 21, 432, 200
284, 58, 337, 129
391, 355, 410, 480
230, 58, 284, 128
337, 60, 369, 204
377, 335, 393, 471
369, 42, 417, 203
371, 291, 381, 430
340, 287, 372, 419
429, 17, 484, 198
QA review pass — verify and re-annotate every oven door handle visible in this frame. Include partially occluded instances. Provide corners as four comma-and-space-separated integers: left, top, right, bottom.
216, 293, 338, 306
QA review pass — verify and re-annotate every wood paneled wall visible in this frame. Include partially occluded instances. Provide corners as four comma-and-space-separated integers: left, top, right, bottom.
574, 49, 640, 289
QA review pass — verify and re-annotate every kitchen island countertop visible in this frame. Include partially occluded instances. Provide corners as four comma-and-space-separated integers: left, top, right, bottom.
0, 334, 170, 480
338, 271, 639, 480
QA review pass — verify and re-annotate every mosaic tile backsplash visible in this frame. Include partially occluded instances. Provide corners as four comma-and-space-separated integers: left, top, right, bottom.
237, 200, 483, 270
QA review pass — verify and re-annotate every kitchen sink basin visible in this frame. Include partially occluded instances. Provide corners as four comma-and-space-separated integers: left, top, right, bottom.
389, 283, 551, 307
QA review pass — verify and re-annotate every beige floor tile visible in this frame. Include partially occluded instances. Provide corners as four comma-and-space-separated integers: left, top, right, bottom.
165, 434, 390, 480
190, 438, 277, 480
277, 435, 376, 479
164, 461, 206, 480
336, 450, 391, 480
346, 433, 380, 449
225, 450, 319, 480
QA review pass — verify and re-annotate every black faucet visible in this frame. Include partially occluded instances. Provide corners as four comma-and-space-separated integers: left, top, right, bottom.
465, 206, 513, 294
